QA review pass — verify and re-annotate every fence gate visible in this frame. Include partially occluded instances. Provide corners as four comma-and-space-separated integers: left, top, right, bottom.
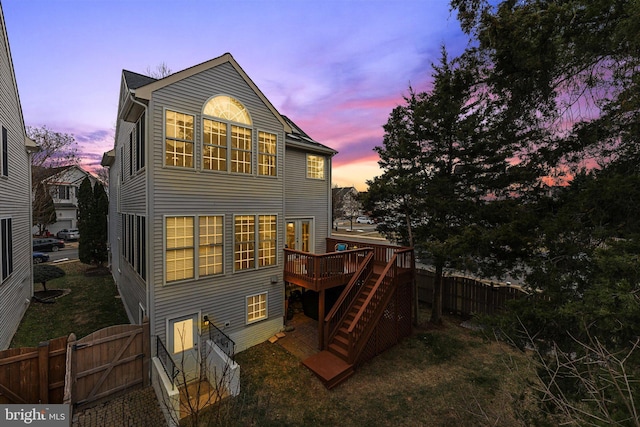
67, 320, 149, 408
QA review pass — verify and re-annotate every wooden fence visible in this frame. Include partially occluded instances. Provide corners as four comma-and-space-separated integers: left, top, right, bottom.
416, 268, 527, 317
0, 319, 149, 408
0, 336, 67, 404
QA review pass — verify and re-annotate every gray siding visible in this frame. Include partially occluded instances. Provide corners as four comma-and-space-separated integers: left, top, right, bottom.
0, 8, 33, 350
149, 62, 286, 349
111, 58, 334, 354
284, 147, 333, 253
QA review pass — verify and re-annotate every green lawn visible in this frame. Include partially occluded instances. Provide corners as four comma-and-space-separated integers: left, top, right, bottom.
10, 261, 129, 348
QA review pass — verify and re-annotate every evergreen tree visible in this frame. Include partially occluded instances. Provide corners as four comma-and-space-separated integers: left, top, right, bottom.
77, 177, 93, 265
367, 48, 537, 324
92, 182, 108, 266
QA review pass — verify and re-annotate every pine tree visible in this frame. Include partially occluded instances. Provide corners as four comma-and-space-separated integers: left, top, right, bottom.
77, 177, 94, 265
92, 182, 108, 266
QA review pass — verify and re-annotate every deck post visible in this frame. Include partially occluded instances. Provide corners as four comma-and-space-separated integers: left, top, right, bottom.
318, 289, 325, 349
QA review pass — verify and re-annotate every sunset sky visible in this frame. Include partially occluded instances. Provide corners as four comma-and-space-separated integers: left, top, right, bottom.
3, 0, 467, 190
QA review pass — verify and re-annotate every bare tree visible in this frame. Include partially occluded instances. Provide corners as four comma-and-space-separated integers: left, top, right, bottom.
146, 62, 172, 79
28, 126, 79, 234
95, 166, 109, 187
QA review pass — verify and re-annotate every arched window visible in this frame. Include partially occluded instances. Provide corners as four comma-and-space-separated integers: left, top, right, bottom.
202, 96, 253, 174
203, 96, 251, 125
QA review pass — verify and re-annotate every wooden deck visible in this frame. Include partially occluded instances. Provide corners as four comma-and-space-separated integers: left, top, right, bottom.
282, 238, 415, 389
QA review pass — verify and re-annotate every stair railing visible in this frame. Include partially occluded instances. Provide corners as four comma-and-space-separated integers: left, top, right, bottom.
347, 252, 401, 365
323, 250, 374, 348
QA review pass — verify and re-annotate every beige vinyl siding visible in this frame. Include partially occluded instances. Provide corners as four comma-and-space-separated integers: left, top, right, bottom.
146, 63, 286, 348
0, 10, 33, 349
284, 147, 332, 254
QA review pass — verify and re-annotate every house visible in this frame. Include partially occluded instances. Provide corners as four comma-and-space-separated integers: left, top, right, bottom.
32, 164, 97, 236
103, 54, 413, 421
0, 3, 38, 350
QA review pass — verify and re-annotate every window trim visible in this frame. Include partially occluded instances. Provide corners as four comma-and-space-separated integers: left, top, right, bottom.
246, 292, 268, 324
198, 214, 225, 277
164, 215, 196, 284
164, 108, 196, 169
1, 217, 13, 283
257, 130, 277, 177
1, 125, 8, 178
201, 95, 254, 176
233, 214, 278, 272
306, 154, 325, 180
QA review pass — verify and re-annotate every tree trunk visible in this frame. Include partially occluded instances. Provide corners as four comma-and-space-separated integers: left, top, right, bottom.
430, 263, 443, 325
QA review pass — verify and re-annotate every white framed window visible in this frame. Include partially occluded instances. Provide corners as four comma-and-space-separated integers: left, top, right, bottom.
258, 215, 277, 267
234, 214, 277, 271
203, 119, 227, 171
231, 126, 252, 174
58, 185, 71, 200
199, 215, 223, 276
202, 96, 253, 175
165, 110, 194, 168
258, 131, 277, 176
234, 215, 255, 271
165, 216, 194, 282
246, 292, 267, 323
306, 154, 325, 180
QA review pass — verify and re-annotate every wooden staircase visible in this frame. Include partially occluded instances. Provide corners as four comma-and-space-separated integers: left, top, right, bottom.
302, 259, 383, 389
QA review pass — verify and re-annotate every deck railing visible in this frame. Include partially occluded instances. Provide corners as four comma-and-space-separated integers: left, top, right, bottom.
156, 336, 180, 390
283, 247, 372, 291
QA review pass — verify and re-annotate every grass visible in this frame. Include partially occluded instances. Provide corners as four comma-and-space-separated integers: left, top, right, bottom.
195, 305, 541, 427
10, 261, 129, 348
10, 265, 541, 426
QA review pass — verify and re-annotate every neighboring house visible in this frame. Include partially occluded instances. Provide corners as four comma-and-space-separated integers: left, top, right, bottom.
32, 164, 97, 236
332, 186, 360, 223
102, 53, 337, 386
0, 3, 38, 350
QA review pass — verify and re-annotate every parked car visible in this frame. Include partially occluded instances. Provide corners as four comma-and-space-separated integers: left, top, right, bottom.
32, 252, 50, 264
33, 238, 65, 252
57, 228, 80, 240
356, 216, 374, 224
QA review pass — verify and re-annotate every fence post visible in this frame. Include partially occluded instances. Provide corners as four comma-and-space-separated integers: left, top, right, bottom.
142, 317, 150, 387
38, 341, 49, 403
63, 333, 76, 407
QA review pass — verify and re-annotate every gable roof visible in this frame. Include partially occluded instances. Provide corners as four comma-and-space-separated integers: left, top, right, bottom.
129, 53, 293, 134
122, 70, 157, 90
33, 164, 94, 185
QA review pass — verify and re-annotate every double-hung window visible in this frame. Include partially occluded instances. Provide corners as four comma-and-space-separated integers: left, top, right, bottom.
307, 154, 325, 179
202, 96, 253, 174
247, 292, 267, 323
199, 216, 223, 276
166, 216, 194, 282
258, 132, 277, 176
165, 110, 194, 168
1, 218, 13, 282
234, 214, 277, 271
